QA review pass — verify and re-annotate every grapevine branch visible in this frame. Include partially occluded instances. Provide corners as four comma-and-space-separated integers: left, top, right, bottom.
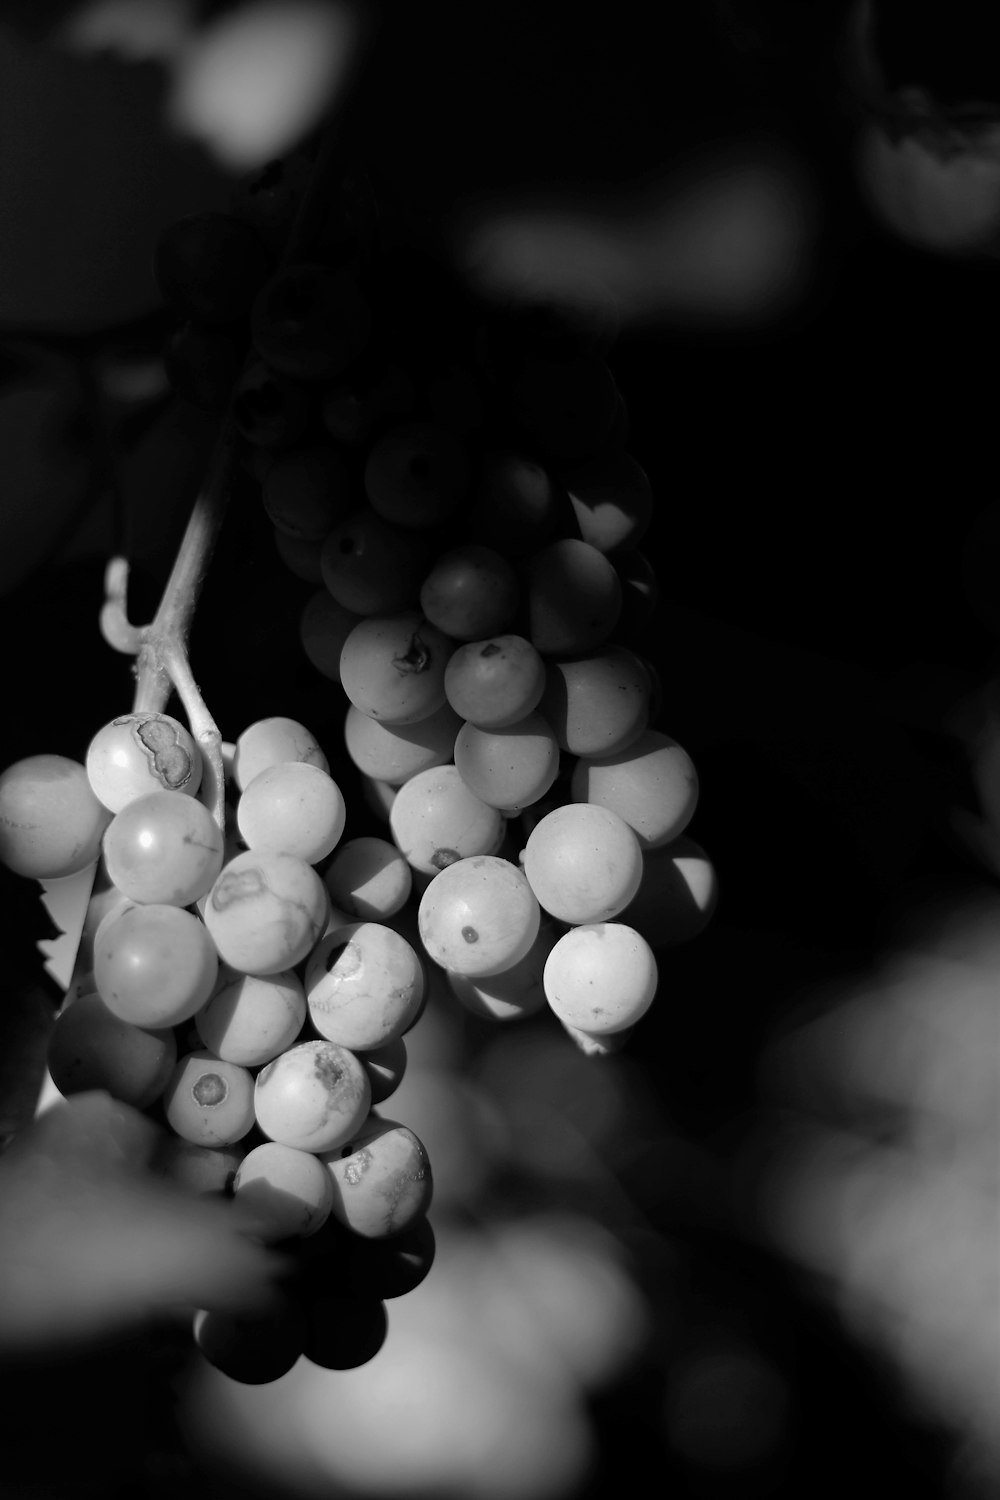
98, 120, 347, 831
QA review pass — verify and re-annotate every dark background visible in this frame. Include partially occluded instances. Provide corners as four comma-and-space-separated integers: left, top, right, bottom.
2, 3, 998, 1497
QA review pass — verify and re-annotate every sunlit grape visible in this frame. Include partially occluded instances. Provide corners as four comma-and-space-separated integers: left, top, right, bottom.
94, 901, 218, 1027
0, 754, 111, 879
543, 922, 658, 1034
232, 1142, 335, 1240
446, 918, 560, 1021
102, 789, 224, 906
453, 711, 560, 814
254, 1039, 371, 1153
236, 761, 346, 864
163, 1049, 257, 1147
324, 836, 412, 920
540, 646, 651, 758
232, 715, 329, 791
388, 764, 504, 876
319, 1116, 432, 1238
339, 611, 456, 725
418, 854, 541, 977
203, 849, 328, 974
521, 802, 643, 924
342, 700, 461, 786
570, 727, 699, 848
86, 712, 202, 813
305, 921, 425, 1051
195, 968, 307, 1067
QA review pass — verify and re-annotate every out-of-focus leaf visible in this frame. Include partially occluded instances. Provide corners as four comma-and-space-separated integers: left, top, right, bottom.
0, 1091, 286, 1358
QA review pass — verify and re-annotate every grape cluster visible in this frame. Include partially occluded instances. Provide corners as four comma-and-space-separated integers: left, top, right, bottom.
0, 710, 434, 1383
154, 147, 718, 1053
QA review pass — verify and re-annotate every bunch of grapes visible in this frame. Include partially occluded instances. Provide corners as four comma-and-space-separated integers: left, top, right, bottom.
155, 145, 719, 1056
0, 710, 434, 1383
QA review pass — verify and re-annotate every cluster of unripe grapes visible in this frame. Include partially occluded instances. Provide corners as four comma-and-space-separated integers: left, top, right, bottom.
0, 713, 434, 1383
154, 146, 719, 1054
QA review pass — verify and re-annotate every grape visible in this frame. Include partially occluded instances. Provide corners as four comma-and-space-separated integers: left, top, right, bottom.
163, 1049, 257, 1147
236, 761, 346, 864
152, 1138, 244, 1196
520, 802, 643, 924
252, 262, 370, 380
364, 420, 471, 529
232, 715, 329, 791
443, 634, 546, 729
418, 544, 520, 641
94, 901, 218, 1027
101, 789, 225, 906
262, 442, 355, 541
453, 711, 560, 814
233, 356, 315, 448
47, 990, 177, 1108
539, 646, 651, 758
446, 918, 559, 1022
342, 699, 461, 787
358, 1034, 407, 1105
232, 1142, 335, 1241
193, 1298, 306, 1384
388, 764, 504, 876
417, 854, 541, 977
542, 922, 658, 1034
320, 505, 434, 616
558, 450, 653, 555
86, 712, 202, 812
195, 968, 307, 1067
324, 836, 412, 920
461, 448, 559, 556
619, 834, 718, 948
570, 727, 699, 848
153, 211, 272, 324
0, 754, 110, 879
202, 849, 328, 975
339, 611, 456, 725
319, 1116, 432, 1238
304, 921, 425, 1051
254, 1039, 371, 1153
299, 591, 361, 680
519, 537, 622, 656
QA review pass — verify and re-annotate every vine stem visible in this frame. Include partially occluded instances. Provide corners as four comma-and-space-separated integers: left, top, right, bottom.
99, 117, 349, 831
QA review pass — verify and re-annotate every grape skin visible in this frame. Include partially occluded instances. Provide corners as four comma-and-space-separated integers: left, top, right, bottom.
0, 754, 110, 879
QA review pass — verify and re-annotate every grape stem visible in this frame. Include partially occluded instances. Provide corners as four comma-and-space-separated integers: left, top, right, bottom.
99, 118, 348, 830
